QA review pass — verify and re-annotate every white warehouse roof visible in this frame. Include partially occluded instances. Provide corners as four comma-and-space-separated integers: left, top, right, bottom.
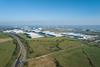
26, 32, 43, 38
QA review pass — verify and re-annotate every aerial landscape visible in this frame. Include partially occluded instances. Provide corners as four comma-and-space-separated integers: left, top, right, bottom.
0, 0, 100, 67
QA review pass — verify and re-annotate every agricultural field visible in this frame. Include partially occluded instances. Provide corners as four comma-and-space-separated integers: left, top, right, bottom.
0, 32, 16, 67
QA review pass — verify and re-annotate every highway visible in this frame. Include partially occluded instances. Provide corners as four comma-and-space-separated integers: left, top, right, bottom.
11, 34, 27, 67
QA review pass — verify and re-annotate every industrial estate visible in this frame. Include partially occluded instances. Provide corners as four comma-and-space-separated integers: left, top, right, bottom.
0, 0, 100, 67
0, 26, 100, 67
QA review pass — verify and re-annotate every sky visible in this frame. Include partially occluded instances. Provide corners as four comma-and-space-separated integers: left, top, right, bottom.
0, 0, 100, 25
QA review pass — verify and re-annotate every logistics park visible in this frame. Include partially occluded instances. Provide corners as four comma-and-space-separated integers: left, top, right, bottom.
0, 27, 100, 67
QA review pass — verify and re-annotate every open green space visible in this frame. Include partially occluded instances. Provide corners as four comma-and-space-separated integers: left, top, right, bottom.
19, 33, 100, 67
0, 41, 16, 67
26, 37, 83, 58
27, 37, 100, 67
0, 32, 10, 38
83, 45, 100, 67
0, 32, 17, 67
27, 37, 66, 58
52, 48, 91, 67
27, 37, 92, 67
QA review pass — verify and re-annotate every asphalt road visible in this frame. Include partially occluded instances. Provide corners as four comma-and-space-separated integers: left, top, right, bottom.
11, 34, 27, 67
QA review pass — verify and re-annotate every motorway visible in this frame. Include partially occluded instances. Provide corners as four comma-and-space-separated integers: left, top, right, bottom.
11, 34, 27, 67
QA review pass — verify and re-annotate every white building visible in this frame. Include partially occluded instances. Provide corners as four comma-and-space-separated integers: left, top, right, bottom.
62, 32, 98, 40
26, 32, 43, 38
32, 28, 43, 33
43, 31, 63, 37
3, 29, 24, 34
62, 32, 84, 37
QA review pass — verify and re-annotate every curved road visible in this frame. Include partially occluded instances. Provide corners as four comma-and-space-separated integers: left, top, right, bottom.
11, 34, 27, 67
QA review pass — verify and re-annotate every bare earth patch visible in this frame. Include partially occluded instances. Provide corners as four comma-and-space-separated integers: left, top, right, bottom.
28, 56, 56, 67
0, 38, 12, 43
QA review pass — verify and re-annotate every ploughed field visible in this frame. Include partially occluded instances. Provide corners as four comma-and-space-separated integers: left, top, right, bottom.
19, 34, 100, 67
0, 33, 16, 67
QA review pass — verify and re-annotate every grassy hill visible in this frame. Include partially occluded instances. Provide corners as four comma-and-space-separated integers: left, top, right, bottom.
0, 41, 16, 67
28, 38, 79, 56
0, 32, 10, 38
83, 45, 100, 67
26, 37, 91, 67
0, 32, 16, 67
19, 33, 100, 67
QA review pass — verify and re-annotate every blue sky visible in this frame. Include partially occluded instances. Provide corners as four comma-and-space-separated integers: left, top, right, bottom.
0, 0, 100, 25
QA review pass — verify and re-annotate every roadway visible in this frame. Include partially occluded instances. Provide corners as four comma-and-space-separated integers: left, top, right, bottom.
11, 34, 27, 67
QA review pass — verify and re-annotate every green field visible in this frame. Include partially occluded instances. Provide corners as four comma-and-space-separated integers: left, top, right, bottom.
52, 48, 91, 67
83, 45, 100, 67
27, 37, 91, 67
19, 33, 100, 67
0, 32, 10, 38
0, 32, 16, 67
27, 37, 64, 58
27, 38, 100, 67
0, 41, 16, 67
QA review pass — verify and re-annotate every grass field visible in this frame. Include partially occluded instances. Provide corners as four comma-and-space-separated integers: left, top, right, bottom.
26, 37, 91, 67
27, 37, 69, 58
19, 33, 100, 67
0, 32, 10, 38
83, 45, 100, 67
26, 37, 92, 67
27, 37, 83, 57
0, 32, 16, 67
0, 41, 16, 67
52, 46, 91, 67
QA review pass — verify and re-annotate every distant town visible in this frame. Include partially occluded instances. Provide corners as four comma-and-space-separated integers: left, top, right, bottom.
3, 26, 99, 40
0, 25, 100, 67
